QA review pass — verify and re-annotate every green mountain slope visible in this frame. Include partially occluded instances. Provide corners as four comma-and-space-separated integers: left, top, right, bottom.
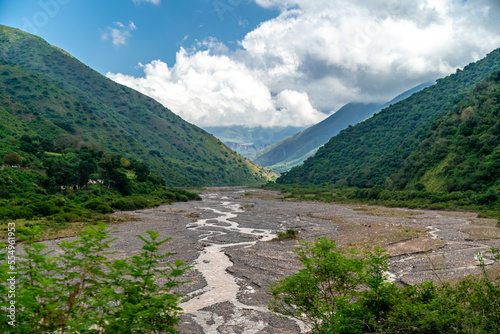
278, 48, 500, 187
251, 83, 431, 173
251, 103, 382, 172
392, 71, 500, 194
0, 25, 268, 186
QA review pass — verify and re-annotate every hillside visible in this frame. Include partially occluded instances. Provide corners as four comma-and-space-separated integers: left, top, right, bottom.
251, 83, 431, 173
0, 25, 268, 186
392, 71, 500, 194
278, 48, 500, 187
251, 103, 381, 172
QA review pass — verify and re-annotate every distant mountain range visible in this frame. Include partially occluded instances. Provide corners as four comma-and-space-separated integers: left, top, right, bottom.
204, 126, 305, 157
0, 25, 271, 186
251, 83, 432, 172
278, 47, 500, 190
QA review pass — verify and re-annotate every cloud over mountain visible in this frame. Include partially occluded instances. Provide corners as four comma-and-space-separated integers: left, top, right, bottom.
107, 0, 500, 127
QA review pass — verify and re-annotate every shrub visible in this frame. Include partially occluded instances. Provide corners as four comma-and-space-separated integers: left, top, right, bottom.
274, 229, 298, 241
83, 199, 114, 214
28, 200, 60, 216
0, 224, 189, 333
269, 238, 500, 334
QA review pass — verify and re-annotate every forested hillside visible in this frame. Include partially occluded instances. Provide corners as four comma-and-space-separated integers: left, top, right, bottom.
252, 83, 432, 173
252, 103, 382, 172
392, 71, 500, 195
0, 25, 268, 186
278, 48, 500, 187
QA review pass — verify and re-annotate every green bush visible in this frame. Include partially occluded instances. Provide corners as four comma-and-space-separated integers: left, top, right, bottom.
274, 229, 298, 241
83, 200, 114, 214
28, 201, 60, 216
269, 238, 500, 334
0, 224, 189, 333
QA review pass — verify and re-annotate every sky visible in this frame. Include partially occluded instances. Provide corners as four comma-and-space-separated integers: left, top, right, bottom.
2, 0, 500, 129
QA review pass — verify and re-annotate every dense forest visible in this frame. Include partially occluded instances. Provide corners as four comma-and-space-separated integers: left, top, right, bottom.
393, 71, 500, 195
278, 48, 500, 188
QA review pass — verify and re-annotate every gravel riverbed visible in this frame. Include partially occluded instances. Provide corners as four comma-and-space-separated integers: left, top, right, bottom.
42, 187, 500, 333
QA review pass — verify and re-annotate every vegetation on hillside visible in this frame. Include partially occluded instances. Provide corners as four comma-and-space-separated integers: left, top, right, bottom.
393, 71, 500, 195
0, 25, 268, 186
266, 69, 500, 223
278, 48, 500, 188
0, 129, 200, 238
252, 103, 382, 172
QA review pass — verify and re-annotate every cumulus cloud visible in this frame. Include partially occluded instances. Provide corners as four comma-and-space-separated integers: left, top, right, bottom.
101, 21, 137, 46
107, 0, 500, 127
108, 48, 326, 127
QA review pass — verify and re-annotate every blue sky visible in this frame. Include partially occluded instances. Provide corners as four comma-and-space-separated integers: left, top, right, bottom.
0, 0, 279, 75
1, 1, 500, 129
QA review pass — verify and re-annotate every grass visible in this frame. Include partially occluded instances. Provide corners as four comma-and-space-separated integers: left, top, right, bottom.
240, 191, 284, 200
340, 224, 426, 252
460, 227, 500, 241
272, 229, 298, 241
307, 213, 346, 224
469, 218, 498, 226
352, 206, 424, 218
0, 213, 140, 240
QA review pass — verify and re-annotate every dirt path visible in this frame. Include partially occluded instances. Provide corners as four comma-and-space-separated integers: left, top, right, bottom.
42, 187, 500, 333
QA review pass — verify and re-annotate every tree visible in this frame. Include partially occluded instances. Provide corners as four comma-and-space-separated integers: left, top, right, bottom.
268, 238, 377, 333
2, 152, 23, 166
99, 154, 132, 195
132, 159, 150, 182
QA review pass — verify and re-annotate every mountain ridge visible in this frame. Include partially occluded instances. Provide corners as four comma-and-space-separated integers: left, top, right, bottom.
0, 25, 269, 186
252, 82, 432, 172
278, 47, 500, 187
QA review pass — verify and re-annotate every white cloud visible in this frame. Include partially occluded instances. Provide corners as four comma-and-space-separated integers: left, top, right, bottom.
108, 49, 326, 127
101, 21, 136, 46
107, 0, 500, 127
132, 0, 161, 5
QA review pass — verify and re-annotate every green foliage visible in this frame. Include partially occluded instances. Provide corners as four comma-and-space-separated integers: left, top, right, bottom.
1, 152, 22, 166
269, 238, 500, 334
279, 48, 500, 188
393, 71, 500, 196
274, 229, 298, 241
265, 182, 500, 217
0, 223, 189, 333
0, 132, 200, 235
269, 238, 387, 333
0, 25, 269, 186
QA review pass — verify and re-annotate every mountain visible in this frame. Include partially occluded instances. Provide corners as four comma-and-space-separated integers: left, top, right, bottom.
0, 25, 269, 186
204, 126, 305, 157
251, 83, 431, 173
278, 48, 500, 187
251, 103, 382, 172
392, 71, 500, 194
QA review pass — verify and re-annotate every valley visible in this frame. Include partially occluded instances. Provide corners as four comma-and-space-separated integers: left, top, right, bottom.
40, 187, 500, 333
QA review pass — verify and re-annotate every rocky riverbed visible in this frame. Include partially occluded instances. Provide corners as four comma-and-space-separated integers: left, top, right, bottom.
42, 187, 500, 333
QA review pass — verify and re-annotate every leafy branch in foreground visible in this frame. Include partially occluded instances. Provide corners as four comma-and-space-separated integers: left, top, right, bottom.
0, 223, 189, 333
269, 238, 500, 334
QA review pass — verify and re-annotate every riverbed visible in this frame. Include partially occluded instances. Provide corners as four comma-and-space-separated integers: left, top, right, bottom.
43, 187, 500, 333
